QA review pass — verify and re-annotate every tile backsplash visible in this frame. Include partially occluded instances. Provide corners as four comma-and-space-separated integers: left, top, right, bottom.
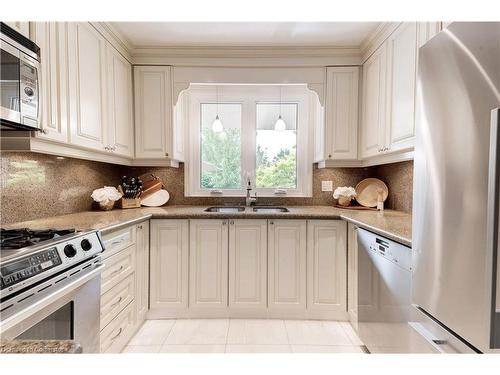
0, 152, 413, 225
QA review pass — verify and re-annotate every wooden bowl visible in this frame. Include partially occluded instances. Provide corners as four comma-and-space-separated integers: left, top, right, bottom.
337, 196, 352, 206
355, 178, 388, 208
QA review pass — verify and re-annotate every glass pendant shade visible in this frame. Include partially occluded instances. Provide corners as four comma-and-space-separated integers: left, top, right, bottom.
274, 115, 286, 131
212, 115, 223, 132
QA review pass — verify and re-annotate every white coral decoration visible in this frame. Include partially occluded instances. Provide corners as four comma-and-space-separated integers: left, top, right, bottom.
91, 186, 122, 203
333, 186, 357, 199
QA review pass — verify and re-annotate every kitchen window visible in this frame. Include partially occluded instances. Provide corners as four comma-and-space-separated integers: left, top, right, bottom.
186, 85, 316, 197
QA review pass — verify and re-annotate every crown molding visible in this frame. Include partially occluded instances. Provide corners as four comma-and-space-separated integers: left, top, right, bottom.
359, 22, 402, 63
129, 45, 362, 66
91, 22, 134, 62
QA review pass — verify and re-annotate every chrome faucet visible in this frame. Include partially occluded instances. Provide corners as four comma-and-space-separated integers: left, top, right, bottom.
246, 178, 257, 206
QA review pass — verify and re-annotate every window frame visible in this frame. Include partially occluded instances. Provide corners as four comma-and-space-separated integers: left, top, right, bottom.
186, 85, 314, 197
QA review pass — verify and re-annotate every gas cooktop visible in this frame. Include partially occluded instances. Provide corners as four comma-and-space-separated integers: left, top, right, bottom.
1, 228, 77, 250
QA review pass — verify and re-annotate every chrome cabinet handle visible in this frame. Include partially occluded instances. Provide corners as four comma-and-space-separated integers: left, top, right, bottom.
230, 220, 234, 225
137, 225, 143, 229
104, 146, 110, 151
269, 221, 274, 225
110, 265, 124, 276
110, 296, 123, 308
222, 220, 227, 225
110, 328, 123, 341
111, 239, 124, 246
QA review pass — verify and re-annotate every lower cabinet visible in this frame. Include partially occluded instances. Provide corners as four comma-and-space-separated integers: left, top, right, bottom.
148, 218, 348, 319
306, 220, 347, 319
268, 220, 307, 313
149, 220, 189, 315
98, 222, 149, 353
135, 221, 150, 324
228, 219, 268, 312
189, 220, 229, 311
347, 223, 359, 325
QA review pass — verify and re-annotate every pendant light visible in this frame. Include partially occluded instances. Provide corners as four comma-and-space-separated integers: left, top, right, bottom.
274, 86, 287, 131
212, 86, 223, 133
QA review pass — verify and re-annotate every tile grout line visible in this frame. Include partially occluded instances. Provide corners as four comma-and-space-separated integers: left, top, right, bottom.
159, 319, 178, 347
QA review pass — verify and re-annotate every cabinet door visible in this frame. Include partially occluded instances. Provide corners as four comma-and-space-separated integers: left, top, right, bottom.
189, 220, 228, 310
385, 22, 418, 153
135, 221, 150, 324
325, 67, 359, 160
67, 22, 107, 151
134, 66, 172, 159
268, 220, 307, 312
150, 220, 189, 312
307, 220, 347, 315
361, 44, 387, 159
347, 223, 358, 325
106, 44, 133, 157
32, 22, 69, 143
4, 22, 29, 38
228, 219, 267, 311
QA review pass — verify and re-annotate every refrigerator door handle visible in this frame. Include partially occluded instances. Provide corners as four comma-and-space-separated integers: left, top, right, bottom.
486, 107, 500, 348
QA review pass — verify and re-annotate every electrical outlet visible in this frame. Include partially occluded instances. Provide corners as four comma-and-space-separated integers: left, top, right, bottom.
322, 181, 333, 192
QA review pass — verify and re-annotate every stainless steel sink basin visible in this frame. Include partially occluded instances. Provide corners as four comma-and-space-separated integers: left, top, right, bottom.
204, 206, 245, 213
252, 206, 289, 213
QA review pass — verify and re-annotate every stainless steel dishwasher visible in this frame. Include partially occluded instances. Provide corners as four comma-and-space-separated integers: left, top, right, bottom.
354, 228, 438, 353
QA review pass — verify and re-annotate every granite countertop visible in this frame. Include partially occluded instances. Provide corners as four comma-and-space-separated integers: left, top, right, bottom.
0, 340, 82, 354
4, 205, 412, 246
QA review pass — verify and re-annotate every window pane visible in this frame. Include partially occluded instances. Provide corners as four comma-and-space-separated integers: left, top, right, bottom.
200, 103, 242, 189
256, 103, 297, 189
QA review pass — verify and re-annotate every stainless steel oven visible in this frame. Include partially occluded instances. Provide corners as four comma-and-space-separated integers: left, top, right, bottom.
0, 22, 41, 131
0, 258, 103, 353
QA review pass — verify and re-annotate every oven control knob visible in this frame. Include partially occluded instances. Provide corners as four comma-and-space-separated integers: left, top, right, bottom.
81, 239, 92, 251
64, 244, 77, 258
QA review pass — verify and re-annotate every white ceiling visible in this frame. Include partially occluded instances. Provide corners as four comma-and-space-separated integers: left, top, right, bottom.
110, 22, 380, 48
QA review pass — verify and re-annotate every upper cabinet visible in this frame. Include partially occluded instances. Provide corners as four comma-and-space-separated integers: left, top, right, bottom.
360, 22, 423, 161
316, 67, 359, 162
360, 44, 388, 159
67, 22, 108, 152
384, 22, 418, 154
32, 22, 70, 144
134, 66, 184, 162
106, 44, 134, 157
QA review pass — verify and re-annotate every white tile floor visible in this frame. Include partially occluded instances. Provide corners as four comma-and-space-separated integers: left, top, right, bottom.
123, 319, 366, 353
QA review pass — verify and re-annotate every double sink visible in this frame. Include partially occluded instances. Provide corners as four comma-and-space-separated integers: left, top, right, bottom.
204, 206, 289, 213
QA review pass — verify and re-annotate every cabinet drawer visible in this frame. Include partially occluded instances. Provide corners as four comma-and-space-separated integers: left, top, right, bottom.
100, 300, 135, 353
101, 273, 135, 330
101, 244, 135, 294
101, 225, 136, 260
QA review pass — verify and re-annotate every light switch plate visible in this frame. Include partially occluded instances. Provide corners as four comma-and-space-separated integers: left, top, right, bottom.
322, 181, 333, 192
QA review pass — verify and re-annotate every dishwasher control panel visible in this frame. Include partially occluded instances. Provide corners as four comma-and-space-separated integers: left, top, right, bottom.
362, 229, 411, 271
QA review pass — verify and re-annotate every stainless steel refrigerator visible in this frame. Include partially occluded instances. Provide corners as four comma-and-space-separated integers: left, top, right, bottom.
413, 22, 500, 353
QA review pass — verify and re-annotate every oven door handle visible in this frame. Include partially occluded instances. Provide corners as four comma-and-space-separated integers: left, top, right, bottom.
0, 263, 104, 333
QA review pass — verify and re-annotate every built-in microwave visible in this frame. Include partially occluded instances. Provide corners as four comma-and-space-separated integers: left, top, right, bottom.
0, 22, 41, 131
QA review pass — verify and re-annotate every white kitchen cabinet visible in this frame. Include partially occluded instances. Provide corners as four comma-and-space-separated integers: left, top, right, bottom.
361, 22, 419, 161
417, 22, 442, 48
5, 22, 29, 38
361, 43, 388, 159
306, 220, 347, 317
32, 22, 69, 143
67, 22, 108, 151
135, 221, 150, 324
318, 67, 359, 161
106, 44, 134, 157
150, 220, 189, 314
268, 220, 307, 313
135, 66, 183, 161
189, 219, 228, 311
385, 22, 418, 153
228, 219, 267, 312
347, 223, 358, 325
